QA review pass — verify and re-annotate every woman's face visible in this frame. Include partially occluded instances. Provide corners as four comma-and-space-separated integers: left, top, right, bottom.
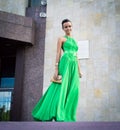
62, 22, 72, 35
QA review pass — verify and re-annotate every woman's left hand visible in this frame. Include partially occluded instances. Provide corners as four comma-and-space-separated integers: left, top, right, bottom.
79, 72, 83, 78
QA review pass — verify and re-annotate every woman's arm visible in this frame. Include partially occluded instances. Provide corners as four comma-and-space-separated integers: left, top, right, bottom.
53, 37, 63, 79
78, 60, 82, 78
55, 38, 62, 64
77, 56, 82, 78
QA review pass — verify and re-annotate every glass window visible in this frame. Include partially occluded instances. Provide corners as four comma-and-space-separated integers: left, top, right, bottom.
28, 0, 41, 7
1, 78, 15, 88
0, 56, 15, 89
0, 56, 15, 121
0, 91, 12, 121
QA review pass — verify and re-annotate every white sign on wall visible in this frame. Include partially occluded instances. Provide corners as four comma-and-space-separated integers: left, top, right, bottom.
77, 40, 89, 59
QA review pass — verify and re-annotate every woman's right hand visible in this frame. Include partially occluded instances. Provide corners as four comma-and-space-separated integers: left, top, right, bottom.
53, 67, 58, 80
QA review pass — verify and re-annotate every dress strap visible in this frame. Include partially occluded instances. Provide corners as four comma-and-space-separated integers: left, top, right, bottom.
64, 35, 68, 39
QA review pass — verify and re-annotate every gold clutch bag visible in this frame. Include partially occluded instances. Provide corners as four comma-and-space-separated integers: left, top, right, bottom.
50, 75, 62, 83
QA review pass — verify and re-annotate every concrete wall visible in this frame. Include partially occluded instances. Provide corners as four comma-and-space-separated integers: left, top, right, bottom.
0, 0, 28, 16
44, 0, 120, 121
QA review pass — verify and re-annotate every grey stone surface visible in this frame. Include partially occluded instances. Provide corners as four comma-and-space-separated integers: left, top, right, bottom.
21, 6, 46, 121
0, 122, 120, 130
0, 0, 28, 16
0, 11, 34, 45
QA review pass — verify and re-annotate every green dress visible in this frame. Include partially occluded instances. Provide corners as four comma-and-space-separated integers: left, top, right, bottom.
32, 36, 80, 122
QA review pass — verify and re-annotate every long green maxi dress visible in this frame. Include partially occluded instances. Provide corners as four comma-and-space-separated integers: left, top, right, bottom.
32, 36, 80, 122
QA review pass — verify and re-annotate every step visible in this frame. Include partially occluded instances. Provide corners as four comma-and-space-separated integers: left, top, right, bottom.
0, 122, 120, 130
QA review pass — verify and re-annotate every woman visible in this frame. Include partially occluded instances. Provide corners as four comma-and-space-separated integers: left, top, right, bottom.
32, 19, 82, 122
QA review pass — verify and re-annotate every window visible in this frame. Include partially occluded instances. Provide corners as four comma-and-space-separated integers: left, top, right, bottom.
0, 56, 16, 121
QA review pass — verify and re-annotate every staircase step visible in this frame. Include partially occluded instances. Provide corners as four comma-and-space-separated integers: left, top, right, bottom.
0, 122, 120, 130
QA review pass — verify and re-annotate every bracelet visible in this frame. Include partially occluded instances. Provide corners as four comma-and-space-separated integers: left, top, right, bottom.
55, 62, 58, 66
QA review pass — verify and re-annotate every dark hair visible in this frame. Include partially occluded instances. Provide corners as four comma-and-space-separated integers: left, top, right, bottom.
62, 19, 71, 28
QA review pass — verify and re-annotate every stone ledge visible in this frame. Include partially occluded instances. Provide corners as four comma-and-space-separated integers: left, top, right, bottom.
0, 11, 35, 45
0, 122, 120, 130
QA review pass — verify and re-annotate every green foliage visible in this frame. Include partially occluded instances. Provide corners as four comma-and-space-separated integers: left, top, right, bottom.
0, 106, 10, 121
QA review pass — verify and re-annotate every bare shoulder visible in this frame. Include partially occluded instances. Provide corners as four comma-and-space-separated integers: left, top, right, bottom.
57, 36, 66, 44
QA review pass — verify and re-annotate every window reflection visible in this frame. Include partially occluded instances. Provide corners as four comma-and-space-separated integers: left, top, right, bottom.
1, 78, 15, 88
0, 90, 13, 121
0, 56, 15, 121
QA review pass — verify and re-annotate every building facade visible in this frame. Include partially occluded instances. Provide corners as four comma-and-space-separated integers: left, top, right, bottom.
0, 0, 120, 121
0, 0, 46, 121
